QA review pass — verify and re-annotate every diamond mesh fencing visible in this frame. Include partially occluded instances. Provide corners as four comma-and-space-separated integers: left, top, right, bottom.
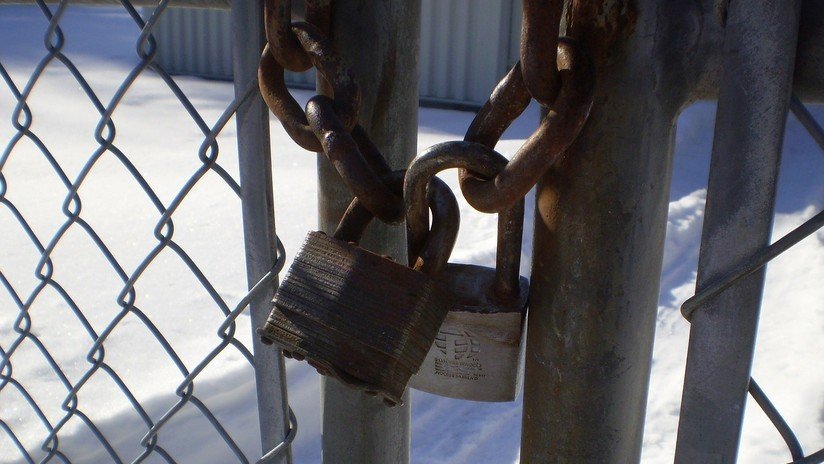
0, 2, 292, 463
2, 1, 823, 464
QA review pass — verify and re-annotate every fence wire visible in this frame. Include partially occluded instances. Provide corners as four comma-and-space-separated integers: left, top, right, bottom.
0, 2, 293, 463
680, 94, 824, 464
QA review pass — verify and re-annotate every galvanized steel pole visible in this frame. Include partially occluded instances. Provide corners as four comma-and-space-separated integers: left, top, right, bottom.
520, 0, 710, 461
316, 2, 420, 463
674, 2, 802, 463
231, 2, 291, 463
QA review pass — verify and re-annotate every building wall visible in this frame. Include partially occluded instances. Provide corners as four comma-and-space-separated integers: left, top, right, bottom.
148, 1, 522, 108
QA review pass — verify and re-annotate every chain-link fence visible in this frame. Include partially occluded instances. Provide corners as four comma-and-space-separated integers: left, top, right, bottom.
0, 2, 292, 462
2, 1, 823, 464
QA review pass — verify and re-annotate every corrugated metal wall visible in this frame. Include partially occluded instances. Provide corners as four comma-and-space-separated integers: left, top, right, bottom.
149, 1, 522, 108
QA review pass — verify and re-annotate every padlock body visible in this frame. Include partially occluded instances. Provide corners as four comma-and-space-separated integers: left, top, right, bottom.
260, 231, 452, 406
409, 263, 528, 402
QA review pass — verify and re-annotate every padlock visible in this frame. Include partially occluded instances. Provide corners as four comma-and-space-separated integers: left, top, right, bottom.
258, 175, 459, 406
403, 148, 529, 402
409, 202, 528, 401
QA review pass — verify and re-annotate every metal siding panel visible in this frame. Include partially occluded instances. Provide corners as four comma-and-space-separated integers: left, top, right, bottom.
151, 2, 518, 106
419, 0, 434, 97
451, 0, 469, 101
467, 0, 502, 103
431, 0, 451, 100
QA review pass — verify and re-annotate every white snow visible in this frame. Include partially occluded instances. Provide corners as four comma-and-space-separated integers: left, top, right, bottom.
0, 5, 822, 464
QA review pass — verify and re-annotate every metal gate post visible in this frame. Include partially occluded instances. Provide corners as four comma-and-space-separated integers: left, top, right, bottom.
316, 2, 421, 463
674, 2, 802, 463
520, 1, 709, 461
231, 2, 292, 463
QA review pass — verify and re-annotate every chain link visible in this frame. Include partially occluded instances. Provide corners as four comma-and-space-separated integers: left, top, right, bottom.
520, 0, 565, 107
405, 7, 592, 229
258, 0, 595, 249
457, 38, 594, 213
259, 0, 404, 224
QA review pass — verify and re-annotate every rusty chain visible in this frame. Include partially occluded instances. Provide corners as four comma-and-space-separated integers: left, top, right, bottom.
258, 0, 404, 224
456, 37, 594, 213
406, 0, 594, 270
258, 0, 594, 261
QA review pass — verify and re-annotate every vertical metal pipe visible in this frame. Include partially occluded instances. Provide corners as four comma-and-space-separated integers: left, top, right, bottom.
674, 2, 802, 463
520, 1, 696, 461
231, 2, 292, 463
317, 2, 421, 463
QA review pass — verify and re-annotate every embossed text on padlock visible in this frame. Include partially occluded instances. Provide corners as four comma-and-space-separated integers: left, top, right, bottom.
410, 203, 528, 402
258, 175, 459, 407
404, 146, 529, 402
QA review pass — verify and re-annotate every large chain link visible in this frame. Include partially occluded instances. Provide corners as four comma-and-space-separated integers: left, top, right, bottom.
258, 0, 404, 224
258, 0, 595, 262
456, 37, 594, 213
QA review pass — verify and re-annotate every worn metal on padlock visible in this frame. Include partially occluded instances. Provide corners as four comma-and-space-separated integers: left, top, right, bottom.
258, 175, 459, 407
410, 204, 528, 402
404, 145, 529, 402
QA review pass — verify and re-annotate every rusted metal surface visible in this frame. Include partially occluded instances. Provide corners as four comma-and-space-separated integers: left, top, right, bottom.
259, 47, 322, 151
305, 96, 403, 223
459, 39, 595, 213
520, 0, 564, 106
404, 141, 509, 260
304, 1, 422, 462
258, 19, 361, 151
292, 22, 361, 131
563, 0, 638, 67
463, 63, 532, 149
265, 0, 311, 71
260, 176, 458, 407
520, 0, 676, 461
258, 0, 408, 227
261, 231, 447, 407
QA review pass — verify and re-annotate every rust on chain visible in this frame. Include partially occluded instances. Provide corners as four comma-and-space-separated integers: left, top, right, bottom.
404, 141, 524, 299
493, 199, 526, 302
304, 0, 333, 34
264, 0, 312, 72
458, 38, 595, 213
259, 45, 322, 151
520, 0, 564, 107
306, 95, 404, 224
404, 141, 508, 263
457, 62, 531, 206
337, 171, 460, 278
464, 63, 532, 148
350, 125, 393, 176
292, 22, 361, 131
334, 170, 405, 242
565, 0, 637, 67
258, 21, 361, 152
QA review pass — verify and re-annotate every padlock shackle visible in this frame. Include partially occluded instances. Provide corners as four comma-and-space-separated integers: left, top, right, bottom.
405, 142, 524, 301
334, 170, 459, 278
413, 176, 460, 277
495, 199, 525, 302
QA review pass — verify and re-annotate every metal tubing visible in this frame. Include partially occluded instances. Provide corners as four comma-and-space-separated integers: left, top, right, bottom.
316, 1, 420, 463
231, 2, 291, 463
521, 0, 690, 460
674, 2, 801, 463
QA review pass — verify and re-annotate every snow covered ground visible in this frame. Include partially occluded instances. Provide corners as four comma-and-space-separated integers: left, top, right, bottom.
0, 5, 822, 464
